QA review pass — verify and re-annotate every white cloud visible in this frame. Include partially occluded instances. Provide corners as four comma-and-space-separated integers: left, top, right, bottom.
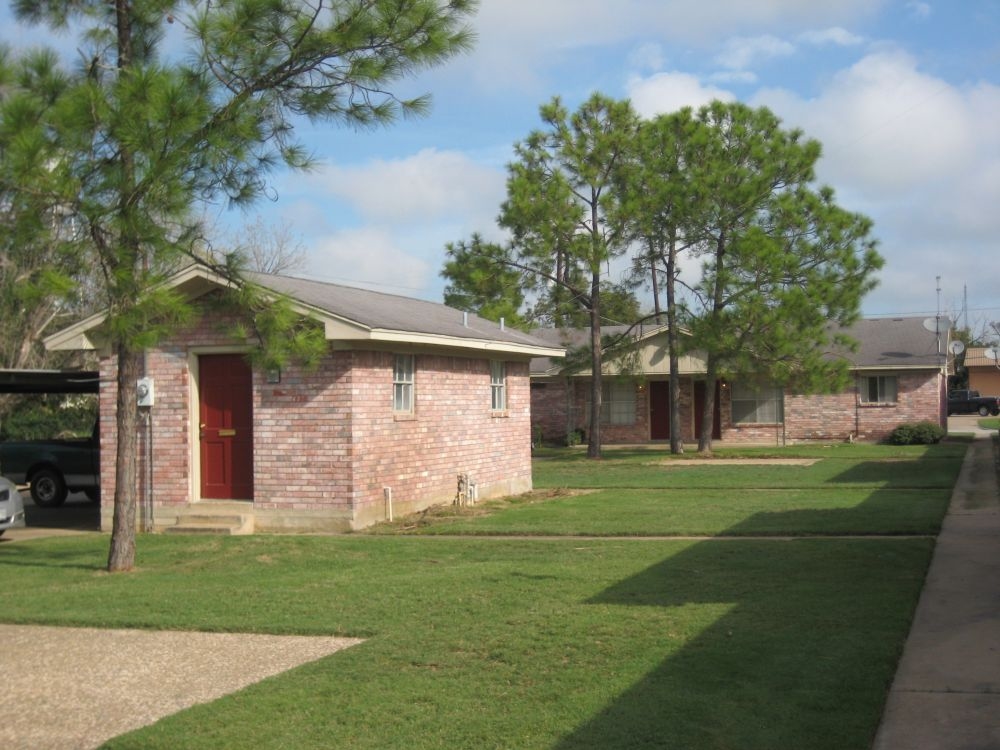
628, 43, 667, 73
305, 227, 430, 294
906, 1, 932, 20
715, 35, 796, 70
709, 70, 760, 85
473, 0, 882, 45
627, 72, 735, 118
751, 49, 1000, 315
460, 0, 885, 90
755, 50, 983, 193
797, 27, 865, 47
304, 148, 506, 228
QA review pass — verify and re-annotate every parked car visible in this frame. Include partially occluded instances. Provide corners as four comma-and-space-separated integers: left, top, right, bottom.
0, 422, 100, 507
0, 476, 26, 536
947, 389, 1000, 417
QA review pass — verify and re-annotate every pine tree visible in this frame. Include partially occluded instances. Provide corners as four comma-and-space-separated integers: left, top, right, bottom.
683, 101, 882, 453
6, 0, 477, 571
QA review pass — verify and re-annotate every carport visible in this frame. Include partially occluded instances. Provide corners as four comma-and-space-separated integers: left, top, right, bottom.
0, 369, 101, 536
0, 369, 99, 395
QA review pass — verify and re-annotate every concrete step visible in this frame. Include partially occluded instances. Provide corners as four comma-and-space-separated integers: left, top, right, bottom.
164, 523, 242, 535
163, 508, 254, 535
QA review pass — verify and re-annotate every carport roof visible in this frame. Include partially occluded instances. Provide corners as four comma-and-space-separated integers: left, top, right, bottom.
0, 369, 99, 394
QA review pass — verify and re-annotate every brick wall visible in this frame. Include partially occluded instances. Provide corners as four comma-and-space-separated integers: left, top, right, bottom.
531, 377, 705, 444
530, 380, 573, 442
530, 370, 944, 447
253, 351, 355, 515
97, 307, 532, 531
349, 352, 532, 526
783, 371, 943, 442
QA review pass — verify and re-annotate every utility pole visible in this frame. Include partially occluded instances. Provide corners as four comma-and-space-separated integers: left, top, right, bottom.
936, 276, 942, 356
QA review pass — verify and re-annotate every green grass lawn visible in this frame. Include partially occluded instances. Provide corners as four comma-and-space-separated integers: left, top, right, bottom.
531, 442, 965, 490
374, 442, 961, 538
379, 487, 951, 537
0, 440, 968, 749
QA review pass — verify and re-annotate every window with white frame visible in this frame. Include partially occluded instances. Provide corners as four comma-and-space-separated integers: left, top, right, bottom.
490, 361, 507, 411
601, 380, 636, 425
859, 375, 897, 405
731, 382, 784, 424
393, 354, 415, 413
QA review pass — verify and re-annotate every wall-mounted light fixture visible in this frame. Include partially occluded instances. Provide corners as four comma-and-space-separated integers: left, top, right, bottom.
266, 368, 281, 384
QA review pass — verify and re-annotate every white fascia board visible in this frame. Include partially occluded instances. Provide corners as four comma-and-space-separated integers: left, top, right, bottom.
321, 316, 374, 340
44, 310, 108, 351
850, 364, 943, 372
43, 265, 233, 352
367, 329, 565, 358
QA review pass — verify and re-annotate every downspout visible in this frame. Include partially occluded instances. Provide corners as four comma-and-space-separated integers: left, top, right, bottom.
854, 374, 861, 440
141, 351, 152, 532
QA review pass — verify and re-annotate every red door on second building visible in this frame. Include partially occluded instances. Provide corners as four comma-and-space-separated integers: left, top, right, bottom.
199, 354, 253, 500
649, 381, 671, 440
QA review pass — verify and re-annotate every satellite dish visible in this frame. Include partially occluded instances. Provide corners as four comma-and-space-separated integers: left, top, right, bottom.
985, 348, 999, 362
923, 317, 954, 333
950, 340, 965, 355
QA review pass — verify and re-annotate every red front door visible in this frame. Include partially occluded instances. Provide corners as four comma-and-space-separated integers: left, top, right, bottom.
649, 381, 671, 440
199, 354, 253, 499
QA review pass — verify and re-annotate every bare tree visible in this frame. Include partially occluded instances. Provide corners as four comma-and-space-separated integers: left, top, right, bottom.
218, 216, 308, 275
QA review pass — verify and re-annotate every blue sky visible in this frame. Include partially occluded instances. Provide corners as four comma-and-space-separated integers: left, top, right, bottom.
3, 1, 999, 333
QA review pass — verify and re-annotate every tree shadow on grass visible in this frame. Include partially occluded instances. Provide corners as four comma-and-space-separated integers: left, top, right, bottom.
554, 539, 930, 749
551, 489, 942, 749
0, 534, 105, 571
728, 488, 950, 537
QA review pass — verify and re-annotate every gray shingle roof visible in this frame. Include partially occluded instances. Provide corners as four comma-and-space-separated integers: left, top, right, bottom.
248, 272, 556, 350
839, 317, 944, 368
529, 316, 944, 375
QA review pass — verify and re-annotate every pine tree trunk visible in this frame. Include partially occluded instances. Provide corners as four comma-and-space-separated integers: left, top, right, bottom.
587, 271, 602, 459
698, 363, 718, 455
107, 343, 141, 572
666, 234, 683, 454
106, 0, 140, 574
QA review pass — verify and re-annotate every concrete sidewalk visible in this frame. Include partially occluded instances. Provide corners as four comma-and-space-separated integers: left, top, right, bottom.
873, 431, 1000, 749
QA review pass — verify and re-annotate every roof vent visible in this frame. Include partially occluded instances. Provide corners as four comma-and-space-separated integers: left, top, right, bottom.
463, 311, 468, 327
500, 317, 505, 331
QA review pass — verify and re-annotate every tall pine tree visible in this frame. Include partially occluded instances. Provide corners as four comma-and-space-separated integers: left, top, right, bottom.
6, 0, 477, 571
682, 101, 882, 453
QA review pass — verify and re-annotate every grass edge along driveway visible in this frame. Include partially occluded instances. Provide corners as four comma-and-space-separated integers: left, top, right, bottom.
0, 440, 966, 749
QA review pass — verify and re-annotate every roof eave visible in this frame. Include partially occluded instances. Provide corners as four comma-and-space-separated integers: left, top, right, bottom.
44, 265, 565, 359
367, 329, 564, 358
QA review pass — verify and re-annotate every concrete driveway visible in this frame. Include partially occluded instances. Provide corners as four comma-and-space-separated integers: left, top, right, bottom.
1, 496, 364, 750
948, 413, 998, 436
0, 491, 99, 543
0, 625, 363, 750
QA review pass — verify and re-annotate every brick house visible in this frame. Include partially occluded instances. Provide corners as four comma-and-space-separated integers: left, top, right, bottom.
46, 265, 564, 533
963, 347, 1000, 396
530, 317, 948, 446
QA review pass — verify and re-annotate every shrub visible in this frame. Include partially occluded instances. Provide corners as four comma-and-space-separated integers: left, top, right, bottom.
888, 421, 945, 445
0, 394, 97, 440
